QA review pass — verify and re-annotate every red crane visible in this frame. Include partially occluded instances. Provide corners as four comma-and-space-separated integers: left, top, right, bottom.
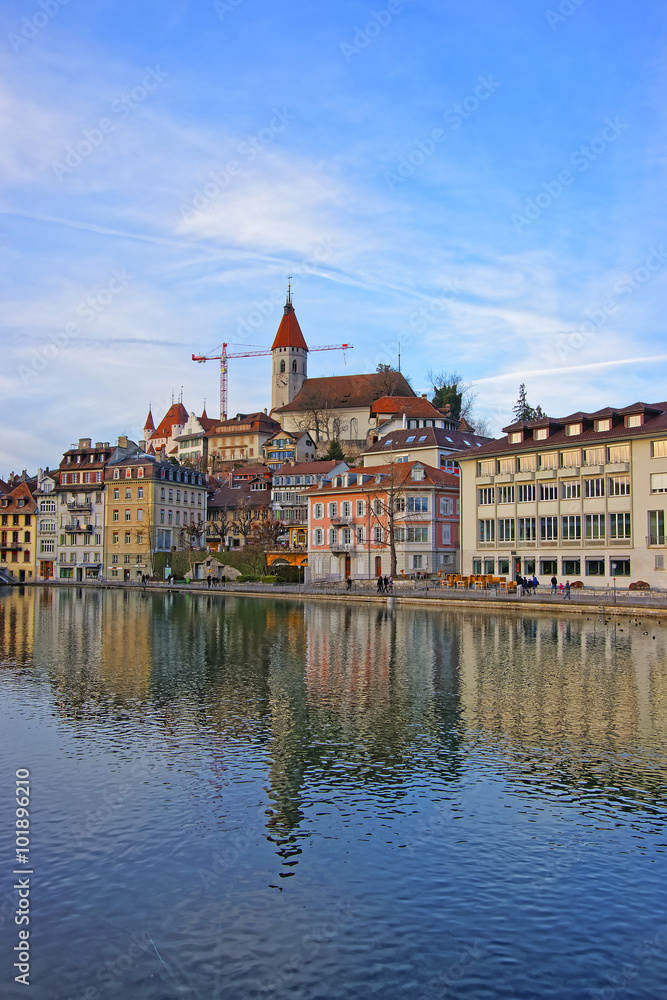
192, 341, 353, 420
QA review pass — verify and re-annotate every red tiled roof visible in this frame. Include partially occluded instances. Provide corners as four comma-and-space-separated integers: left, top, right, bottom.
273, 460, 343, 476
152, 403, 189, 440
271, 302, 308, 351
144, 408, 155, 433
303, 461, 459, 493
0, 481, 38, 513
371, 395, 445, 419
275, 372, 415, 413
453, 399, 667, 460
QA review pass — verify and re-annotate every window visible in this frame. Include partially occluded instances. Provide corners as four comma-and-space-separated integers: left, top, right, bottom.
168, 490, 173, 502
609, 476, 630, 496
138, 467, 144, 478
497, 458, 515, 474
160, 510, 165, 523
497, 486, 514, 504
509, 432, 523, 444
539, 483, 558, 501
356, 526, 365, 544
472, 558, 482, 575
584, 478, 604, 498
607, 444, 630, 464
586, 559, 605, 576
540, 559, 557, 575
136, 533, 143, 545
411, 467, 424, 481
566, 423, 582, 436
176, 491, 180, 503
560, 450, 580, 469
585, 514, 605, 540
656, 554, 664, 570
328, 502, 337, 518
477, 460, 495, 476
413, 555, 423, 569
313, 503, 324, 520
626, 413, 643, 428
534, 428, 549, 440
595, 418, 612, 432
518, 517, 536, 541
280, 360, 285, 373
498, 518, 514, 542
440, 497, 454, 515
650, 473, 667, 494
112, 532, 119, 544
124, 532, 131, 544
94, 534, 101, 545
518, 455, 536, 472
113, 469, 119, 479
394, 497, 405, 512
292, 360, 297, 373
478, 519, 494, 542
372, 526, 383, 543
342, 501, 352, 518
609, 513, 631, 539
40, 540, 54, 553
113, 488, 120, 499
112, 509, 119, 521
442, 524, 451, 544
562, 515, 581, 540
562, 559, 581, 576
160, 488, 165, 500
540, 517, 558, 541
517, 484, 536, 502
648, 511, 664, 546
125, 509, 131, 521
652, 440, 667, 458
561, 481, 580, 499
124, 488, 131, 499
583, 448, 605, 466
610, 558, 631, 577
407, 497, 428, 513
356, 500, 365, 517
406, 526, 428, 542
539, 452, 558, 470
314, 528, 324, 546
498, 558, 509, 575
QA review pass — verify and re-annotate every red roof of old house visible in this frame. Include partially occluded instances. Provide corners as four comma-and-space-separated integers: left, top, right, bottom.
144, 407, 155, 433
275, 371, 415, 413
0, 480, 38, 513
371, 395, 446, 419
303, 461, 460, 493
151, 403, 189, 440
271, 302, 308, 351
273, 459, 343, 476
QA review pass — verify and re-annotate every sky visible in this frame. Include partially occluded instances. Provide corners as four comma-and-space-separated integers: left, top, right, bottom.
1, 0, 666, 475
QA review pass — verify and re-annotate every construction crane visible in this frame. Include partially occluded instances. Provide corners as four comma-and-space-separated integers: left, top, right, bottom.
192, 341, 353, 420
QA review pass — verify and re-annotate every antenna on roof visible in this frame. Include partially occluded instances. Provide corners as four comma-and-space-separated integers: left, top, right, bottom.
398, 341, 401, 373
171, 388, 174, 404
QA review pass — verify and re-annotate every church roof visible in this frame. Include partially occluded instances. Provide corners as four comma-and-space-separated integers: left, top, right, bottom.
144, 407, 155, 433
275, 371, 415, 413
271, 302, 308, 351
152, 402, 189, 440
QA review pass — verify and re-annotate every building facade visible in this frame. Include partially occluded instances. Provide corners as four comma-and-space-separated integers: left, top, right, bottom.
204, 412, 280, 467
262, 429, 317, 470
54, 439, 116, 581
0, 480, 38, 583
456, 401, 667, 586
306, 461, 460, 582
104, 455, 206, 580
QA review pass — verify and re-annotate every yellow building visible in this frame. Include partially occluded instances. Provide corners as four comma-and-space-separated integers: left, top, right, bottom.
455, 400, 667, 587
0, 480, 37, 583
104, 454, 206, 580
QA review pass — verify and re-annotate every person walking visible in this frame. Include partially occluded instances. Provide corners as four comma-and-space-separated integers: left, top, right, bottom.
532, 574, 538, 595
346, 576, 352, 591
564, 579, 571, 600
516, 574, 524, 597
550, 575, 557, 594
377, 575, 384, 593
388, 575, 393, 592
383, 575, 389, 593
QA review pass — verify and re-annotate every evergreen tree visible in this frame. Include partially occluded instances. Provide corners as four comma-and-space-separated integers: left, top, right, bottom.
323, 439, 346, 461
513, 384, 542, 422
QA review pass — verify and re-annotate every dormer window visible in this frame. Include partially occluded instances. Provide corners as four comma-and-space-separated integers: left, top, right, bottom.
534, 428, 548, 440
626, 414, 643, 428
566, 423, 582, 436
595, 418, 612, 432
509, 432, 523, 444
113, 469, 120, 479
411, 466, 424, 481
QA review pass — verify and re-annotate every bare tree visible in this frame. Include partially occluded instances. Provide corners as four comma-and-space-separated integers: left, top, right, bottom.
206, 504, 233, 552
177, 512, 207, 576
291, 384, 349, 447
361, 462, 414, 578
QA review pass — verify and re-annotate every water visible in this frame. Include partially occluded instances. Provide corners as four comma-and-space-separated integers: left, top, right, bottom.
1, 586, 666, 1000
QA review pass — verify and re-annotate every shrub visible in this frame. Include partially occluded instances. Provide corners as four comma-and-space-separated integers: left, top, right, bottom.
261, 575, 278, 584
629, 580, 650, 590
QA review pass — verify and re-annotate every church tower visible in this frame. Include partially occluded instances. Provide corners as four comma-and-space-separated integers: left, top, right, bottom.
271, 286, 308, 412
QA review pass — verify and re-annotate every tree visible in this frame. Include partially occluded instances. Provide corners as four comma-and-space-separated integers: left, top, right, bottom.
177, 513, 207, 576
362, 462, 415, 578
292, 383, 349, 447
323, 439, 346, 461
513, 384, 543, 422
428, 370, 474, 421
206, 504, 233, 552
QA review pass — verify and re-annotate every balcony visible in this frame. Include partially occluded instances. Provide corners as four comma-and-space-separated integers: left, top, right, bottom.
647, 534, 666, 546
1, 542, 22, 551
330, 541, 357, 552
330, 515, 354, 525
558, 466, 580, 477
64, 522, 93, 533
536, 469, 557, 479
67, 501, 92, 512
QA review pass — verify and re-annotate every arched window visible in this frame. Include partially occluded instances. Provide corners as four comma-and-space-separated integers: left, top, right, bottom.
292, 360, 297, 373
280, 360, 285, 373
349, 418, 358, 440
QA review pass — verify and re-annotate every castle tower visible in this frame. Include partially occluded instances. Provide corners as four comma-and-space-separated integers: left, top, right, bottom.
271, 286, 308, 412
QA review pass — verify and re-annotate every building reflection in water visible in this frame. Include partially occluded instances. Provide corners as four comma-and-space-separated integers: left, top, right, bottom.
2, 588, 667, 868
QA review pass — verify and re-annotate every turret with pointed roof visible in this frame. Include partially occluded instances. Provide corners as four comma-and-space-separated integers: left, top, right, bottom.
144, 407, 155, 435
271, 286, 308, 412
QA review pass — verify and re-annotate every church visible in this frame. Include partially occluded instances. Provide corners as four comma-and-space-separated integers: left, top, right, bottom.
270, 290, 415, 455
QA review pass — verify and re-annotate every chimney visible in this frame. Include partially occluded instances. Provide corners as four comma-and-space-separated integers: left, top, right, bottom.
117, 435, 128, 449
421, 394, 427, 399
79, 438, 92, 449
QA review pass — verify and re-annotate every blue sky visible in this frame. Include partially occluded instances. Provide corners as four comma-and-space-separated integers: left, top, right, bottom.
1, 0, 666, 474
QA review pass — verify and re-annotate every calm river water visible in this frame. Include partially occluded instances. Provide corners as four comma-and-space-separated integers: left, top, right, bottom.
1, 586, 667, 1000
